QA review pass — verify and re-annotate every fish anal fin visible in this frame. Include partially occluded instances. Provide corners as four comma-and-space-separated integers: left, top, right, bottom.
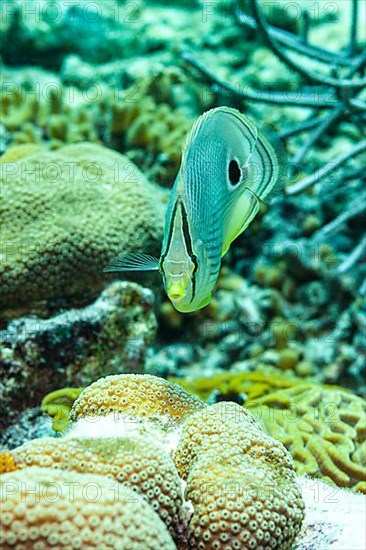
222, 187, 260, 256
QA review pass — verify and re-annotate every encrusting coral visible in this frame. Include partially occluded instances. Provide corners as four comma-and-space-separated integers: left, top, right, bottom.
0, 467, 176, 550
0, 142, 164, 309
9, 436, 184, 543
174, 401, 305, 549
248, 384, 366, 493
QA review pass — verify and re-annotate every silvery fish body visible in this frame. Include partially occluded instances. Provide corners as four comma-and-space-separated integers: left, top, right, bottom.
104, 107, 280, 313
159, 106, 279, 312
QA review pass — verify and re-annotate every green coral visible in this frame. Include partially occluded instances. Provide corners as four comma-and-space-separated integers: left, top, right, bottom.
40, 388, 84, 432
0, 142, 164, 309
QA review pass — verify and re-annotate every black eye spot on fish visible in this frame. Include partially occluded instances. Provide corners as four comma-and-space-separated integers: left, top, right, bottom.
228, 159, 241, 185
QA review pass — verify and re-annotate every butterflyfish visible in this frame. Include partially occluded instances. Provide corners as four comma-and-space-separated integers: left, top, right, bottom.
104, 106, 280, 313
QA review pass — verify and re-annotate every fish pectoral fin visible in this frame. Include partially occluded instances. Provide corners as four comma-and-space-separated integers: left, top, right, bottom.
103, 252, 160, 273
222, 186, 260, 256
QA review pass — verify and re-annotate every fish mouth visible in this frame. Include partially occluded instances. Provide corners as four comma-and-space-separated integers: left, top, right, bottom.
167, 281, 186, 302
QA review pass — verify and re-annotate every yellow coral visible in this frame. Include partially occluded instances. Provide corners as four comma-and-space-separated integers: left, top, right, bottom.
3, 374, 311, 549
169, 369, 298, 402
0, 452, 18, 474
248, 384, 366, 492
0, 467, 176, 549
174, 402, 304, 549
110, 70, 192, 187
40, 387, 84, 432
10, 436, 184, 543
1, 76, 99, 147
70, 373, 204, 428
0, 143, 44, 163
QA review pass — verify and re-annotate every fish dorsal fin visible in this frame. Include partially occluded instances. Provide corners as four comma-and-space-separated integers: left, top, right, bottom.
222, 186, 260, 256
103, 252, 159, 272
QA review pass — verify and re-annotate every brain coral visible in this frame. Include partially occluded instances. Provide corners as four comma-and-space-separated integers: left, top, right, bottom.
0, 466, 176, 549
247, 384, 366, 493
70, 373, 205, 429
0, 142, 164, 309
174, 402, 304, 549
10, 436, 184, 543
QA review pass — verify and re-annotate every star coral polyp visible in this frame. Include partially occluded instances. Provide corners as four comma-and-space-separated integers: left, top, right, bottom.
174, 402, 305, 549
10, 436, 184, 544
0, 467, 176, 549
1, 374, 306, 549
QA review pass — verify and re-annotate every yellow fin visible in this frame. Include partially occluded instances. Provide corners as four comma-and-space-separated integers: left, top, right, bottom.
222, 187, 260, 256
197, 293, 212, 309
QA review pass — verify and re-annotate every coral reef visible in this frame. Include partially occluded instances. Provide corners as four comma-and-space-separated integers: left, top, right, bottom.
0, 63, 194, 187
0, 467, 176, 549
156, 260, 365, 395
70, 373, 204, 429
0, 142, 165, 310
0, 64, 101, 149
108, 70, 193, 186
175, 0, 366, 396
1, 374, 307, 549
9, 436, 184, 543
174, 401, 305, 549
0, 281, 157, 433
1, 2, 365, 548
184, 0, 366, 175
172, 373, 366, 493
248, 384, 366, 493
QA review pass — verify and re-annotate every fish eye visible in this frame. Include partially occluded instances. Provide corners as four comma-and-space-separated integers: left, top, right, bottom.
228, 159, 241, 185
